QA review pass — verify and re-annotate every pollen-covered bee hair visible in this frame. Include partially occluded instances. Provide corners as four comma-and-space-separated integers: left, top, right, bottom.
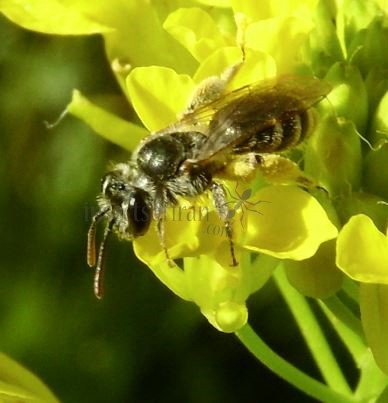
87, 60, 331, 299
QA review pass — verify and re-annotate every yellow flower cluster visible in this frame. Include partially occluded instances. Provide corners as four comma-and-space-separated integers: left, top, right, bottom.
1, 1, 387, 348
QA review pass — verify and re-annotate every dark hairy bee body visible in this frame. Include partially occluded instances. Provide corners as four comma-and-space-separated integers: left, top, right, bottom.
88, 73, 331, 299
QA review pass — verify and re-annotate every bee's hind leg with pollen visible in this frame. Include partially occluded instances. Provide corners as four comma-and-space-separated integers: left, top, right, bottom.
182, 48, 246, 115
255, 153, 320, 190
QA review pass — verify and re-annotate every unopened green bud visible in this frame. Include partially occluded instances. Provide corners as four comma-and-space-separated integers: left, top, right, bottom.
365, 67, 388, 128
348, 16, 388, 77
214, 302, 248, 333
285, 240, 343, 298
338, 0, 382, 47
364, 144, 388, 201
304, 115, 362, 197
363, 88, 388, 200
304, 0, 343, 76
368, 90, 388, 146
336, 192, 388, 232
325, 62, 368, 133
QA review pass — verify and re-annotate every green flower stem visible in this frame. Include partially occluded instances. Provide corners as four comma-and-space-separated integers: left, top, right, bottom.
342, 278, 359, 304
318, 296, 366, 364
318, 297, 388, 402
273, 266, 352, 395
235, 324, 359, 403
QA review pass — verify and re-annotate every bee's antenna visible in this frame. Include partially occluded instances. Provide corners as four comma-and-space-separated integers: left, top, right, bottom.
94, 219, 114, 300
87, 208, 109, 268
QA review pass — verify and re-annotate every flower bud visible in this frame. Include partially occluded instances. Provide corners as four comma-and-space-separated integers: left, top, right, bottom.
325, 62, 368, 134
304, 115, 362, 198
285, 240, 343, 298
348, 16, 388, 77
364, 146, 388, 202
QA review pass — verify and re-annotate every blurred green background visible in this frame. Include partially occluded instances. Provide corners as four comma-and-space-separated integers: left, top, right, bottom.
0, 14, 348, 403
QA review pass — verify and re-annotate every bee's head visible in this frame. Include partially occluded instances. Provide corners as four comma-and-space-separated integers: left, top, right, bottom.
87, 164, 152, 299
99, 168, 152, 237
101, 170, 130, 204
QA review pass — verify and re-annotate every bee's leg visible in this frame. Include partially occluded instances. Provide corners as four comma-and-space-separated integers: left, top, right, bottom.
256, 154, 318, 189
183, 49, 246, 115
154, 193, 175, 267
156, 218, 175, 267
211, 182, 238, 267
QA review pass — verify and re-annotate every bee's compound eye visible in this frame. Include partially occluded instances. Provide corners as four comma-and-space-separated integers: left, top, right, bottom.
114, 183, 126, 191
128, 188, 152, 236
101, 174, 127, 195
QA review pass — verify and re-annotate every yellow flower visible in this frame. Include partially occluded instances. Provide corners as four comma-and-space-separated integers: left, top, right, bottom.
1, 0, 386, 338
0, 0, 337, 332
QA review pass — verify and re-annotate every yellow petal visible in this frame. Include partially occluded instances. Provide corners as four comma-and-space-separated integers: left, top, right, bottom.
336, 214, 388, 283
184, 255, 249, 332
245, 16, 313, 73
74, 0, 197, 73
194, 0, 231, 7
231, 0, 318, 21
126, 66, 195, 131
0, 0, 113, 34
0, 352, 58, 403
163, 7, 229, 62
68, 90, 147, 151
243, 186, 338, 260
194, 47, 276, 88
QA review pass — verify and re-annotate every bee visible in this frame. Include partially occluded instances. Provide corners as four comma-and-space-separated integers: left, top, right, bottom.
87, 71, 331, 299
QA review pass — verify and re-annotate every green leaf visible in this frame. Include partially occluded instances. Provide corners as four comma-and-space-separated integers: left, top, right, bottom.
0, 352, 58, 403
67, 90, 147, 151
0, 0, 113, 34
126, 66, 195, 131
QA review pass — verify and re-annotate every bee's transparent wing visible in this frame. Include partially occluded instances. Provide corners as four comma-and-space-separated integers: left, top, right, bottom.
181, 75, 331, 163
166, 77, 276, 134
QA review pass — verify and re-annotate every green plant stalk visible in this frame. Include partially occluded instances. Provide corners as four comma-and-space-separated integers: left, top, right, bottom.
318, 296, 365, 363
273, 266, 352, 395
235, 324, 359, 403
318, 298, 388, 401
342, 277, 359, 304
